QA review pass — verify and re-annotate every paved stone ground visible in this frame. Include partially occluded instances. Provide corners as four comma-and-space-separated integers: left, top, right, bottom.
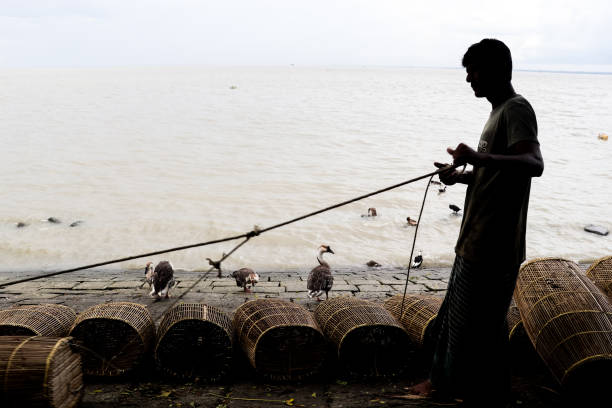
0, 266, 572, 407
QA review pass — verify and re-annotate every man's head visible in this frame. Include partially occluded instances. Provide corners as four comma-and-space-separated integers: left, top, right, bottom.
462, 39, 512, 98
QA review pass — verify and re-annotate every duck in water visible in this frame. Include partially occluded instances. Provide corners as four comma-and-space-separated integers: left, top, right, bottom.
307, 245, 335, 301
361, 207, 377, 217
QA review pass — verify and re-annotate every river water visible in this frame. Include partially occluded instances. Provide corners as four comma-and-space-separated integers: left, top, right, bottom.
1, 66, 610, 273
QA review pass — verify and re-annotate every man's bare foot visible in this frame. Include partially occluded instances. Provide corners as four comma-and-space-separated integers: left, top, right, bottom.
406, 380, 434, 397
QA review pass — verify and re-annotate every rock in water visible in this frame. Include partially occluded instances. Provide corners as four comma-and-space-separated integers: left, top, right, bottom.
584, 225, 609, 236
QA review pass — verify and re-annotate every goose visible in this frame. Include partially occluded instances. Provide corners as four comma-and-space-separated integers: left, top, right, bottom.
406, 217, 418, 226
412, 250, 423, 268
430, 180, 442, 186
449, 204, 461, 214
307, 245, 334, 301
438, 185, 446, 193
142, 261, 154, 290
150, 260, 176, 299
231, 268, 260, 293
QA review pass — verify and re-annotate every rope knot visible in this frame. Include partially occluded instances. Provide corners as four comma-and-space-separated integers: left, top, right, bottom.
246, 225, 261, 239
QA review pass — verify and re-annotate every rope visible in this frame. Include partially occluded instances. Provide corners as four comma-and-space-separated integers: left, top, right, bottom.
399, 175, 434, 318
0, 164, 462, 289
165, 237, 252, 311
398, 163, 466, 318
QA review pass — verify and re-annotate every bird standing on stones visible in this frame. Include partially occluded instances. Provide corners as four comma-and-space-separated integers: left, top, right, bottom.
150, 260, 176, 299
449, 204, 461, 214
412, 250, 423, 268
366, 260, 381, 267
231, 268, 260, 293
307, 245, 335, 301
142, 261, 154, 290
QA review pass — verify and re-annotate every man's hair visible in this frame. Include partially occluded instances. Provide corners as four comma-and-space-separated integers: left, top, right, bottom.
462, 39, 513, 82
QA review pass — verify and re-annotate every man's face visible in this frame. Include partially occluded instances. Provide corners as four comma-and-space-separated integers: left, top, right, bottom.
465, 64, 489, 98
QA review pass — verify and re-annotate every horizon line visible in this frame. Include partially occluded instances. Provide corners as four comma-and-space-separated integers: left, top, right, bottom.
0, 63, 610, 75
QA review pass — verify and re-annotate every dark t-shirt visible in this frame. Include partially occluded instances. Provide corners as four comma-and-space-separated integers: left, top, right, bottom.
455, 94, 539, 266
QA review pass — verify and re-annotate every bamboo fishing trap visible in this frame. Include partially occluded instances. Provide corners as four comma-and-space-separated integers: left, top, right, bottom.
586, 255, 612, 300
384, 294, 442, 348
68, 302, 155, 376
0, 304, 76, 337
314, 296, 410, 377
233, 299, 326, 381
514, 258, 612, 396
0, 336, 83, 408
155, 303, 233, 380
506, 305, 542, 371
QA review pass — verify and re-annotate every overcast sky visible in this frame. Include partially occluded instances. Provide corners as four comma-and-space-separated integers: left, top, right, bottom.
1, 0, 610, 71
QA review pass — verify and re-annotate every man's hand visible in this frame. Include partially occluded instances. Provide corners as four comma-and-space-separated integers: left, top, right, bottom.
433, 162, 463, 185
447, 143, 481, 166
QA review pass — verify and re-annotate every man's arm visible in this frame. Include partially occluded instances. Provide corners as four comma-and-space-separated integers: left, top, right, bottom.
447, 141, 544, 177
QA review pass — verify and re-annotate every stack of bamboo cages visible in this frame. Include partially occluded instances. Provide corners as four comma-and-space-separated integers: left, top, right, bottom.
233, 299, 326, 380
155, 303, 233, 380
585, 255, 612, 301
384, 294, 442, 348
68, 302, 155, 376
0, 304, 76, 337
0, 336, 83, 408
314, 296, 410, 376
514, 258, 612, 397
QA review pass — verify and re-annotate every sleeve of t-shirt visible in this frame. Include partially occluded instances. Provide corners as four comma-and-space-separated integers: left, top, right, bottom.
505, 99, 539, 148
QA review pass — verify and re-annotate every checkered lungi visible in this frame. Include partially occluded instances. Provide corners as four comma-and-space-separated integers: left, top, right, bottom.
429, 255, 519, 402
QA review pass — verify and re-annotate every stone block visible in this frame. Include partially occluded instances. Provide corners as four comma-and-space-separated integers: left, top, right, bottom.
346, 279, 380, 285
108, 281, 142, 289
331, 284, 358, 292
424, 281, 448, 291
73, 281, 110, 290
355, 284, 393, 292
389, 283, 428, 293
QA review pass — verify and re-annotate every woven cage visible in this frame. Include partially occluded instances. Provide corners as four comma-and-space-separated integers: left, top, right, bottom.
384, 294, 442, 347
68, 302, 155, 376
0, 304, 76, 337
233, 299, 326, 381
506, 305, 542, 371
314, 296, 411, 376
155, 303, 233, 380
514, 258, 612, 393
585, 255, 612, 300
0, 336, 83, 408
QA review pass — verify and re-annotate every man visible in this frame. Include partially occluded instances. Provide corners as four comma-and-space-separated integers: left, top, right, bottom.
410, 39, 544, 406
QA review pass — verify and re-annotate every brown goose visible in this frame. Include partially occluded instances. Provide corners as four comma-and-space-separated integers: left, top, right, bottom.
150, 260, 176, 299
231, 268, 260, 293
307, 245, 335, 301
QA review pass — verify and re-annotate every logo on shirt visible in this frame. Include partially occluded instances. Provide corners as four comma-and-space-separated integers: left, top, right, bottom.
478, 140, 488, 152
